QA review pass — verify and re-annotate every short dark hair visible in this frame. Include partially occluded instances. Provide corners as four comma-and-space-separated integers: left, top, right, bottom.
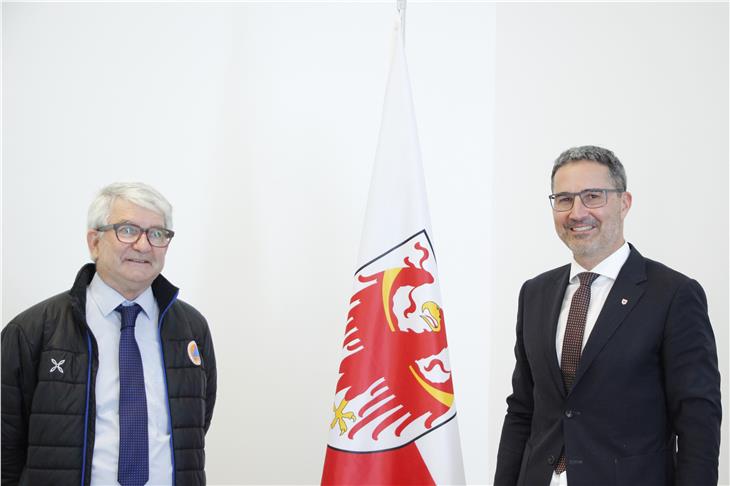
551, 145, 627, 191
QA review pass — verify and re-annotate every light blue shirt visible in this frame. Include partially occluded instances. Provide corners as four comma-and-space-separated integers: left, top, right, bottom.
86, 274, 173, 486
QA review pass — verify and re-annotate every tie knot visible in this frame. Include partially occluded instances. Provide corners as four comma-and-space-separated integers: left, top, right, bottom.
577, 272, 599, 287
115, 303, 143, 329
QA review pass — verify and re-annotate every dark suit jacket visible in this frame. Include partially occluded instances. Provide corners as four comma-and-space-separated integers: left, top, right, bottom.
494, 245, 721, 486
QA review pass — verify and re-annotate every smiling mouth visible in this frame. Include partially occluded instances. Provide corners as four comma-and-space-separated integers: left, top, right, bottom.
570, 225, 595, 233
125, 258, 150, 264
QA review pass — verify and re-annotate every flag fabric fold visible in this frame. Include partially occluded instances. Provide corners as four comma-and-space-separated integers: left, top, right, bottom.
322, 16, 465, 486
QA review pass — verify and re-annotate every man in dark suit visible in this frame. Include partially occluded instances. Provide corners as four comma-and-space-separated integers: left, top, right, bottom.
494, 146, 721, 486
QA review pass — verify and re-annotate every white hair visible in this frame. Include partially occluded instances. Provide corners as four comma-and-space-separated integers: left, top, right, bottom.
87, 182, 173, 230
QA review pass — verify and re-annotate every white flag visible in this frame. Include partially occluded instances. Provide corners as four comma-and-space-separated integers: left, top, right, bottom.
322, 16, 465, 486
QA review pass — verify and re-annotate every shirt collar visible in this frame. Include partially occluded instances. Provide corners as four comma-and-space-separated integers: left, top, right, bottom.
569, 241, 630, 282
88, 272, 155, 319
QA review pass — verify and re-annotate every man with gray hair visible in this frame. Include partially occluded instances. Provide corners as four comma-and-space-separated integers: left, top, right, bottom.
2, 182, 216, 486
494, 146, 721, 486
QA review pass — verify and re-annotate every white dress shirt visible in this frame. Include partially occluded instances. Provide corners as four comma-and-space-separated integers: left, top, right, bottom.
551, 242, 630, 486
86, 274, 173, 486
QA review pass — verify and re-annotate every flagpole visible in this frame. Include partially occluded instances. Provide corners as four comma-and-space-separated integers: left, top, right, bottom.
397, 0, 406, 46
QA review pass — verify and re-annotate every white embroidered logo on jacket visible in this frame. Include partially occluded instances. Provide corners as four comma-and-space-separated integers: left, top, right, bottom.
49, 358, 65, 374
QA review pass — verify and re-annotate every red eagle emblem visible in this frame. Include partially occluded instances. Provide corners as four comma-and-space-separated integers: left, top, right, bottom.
330, 234, 454, 448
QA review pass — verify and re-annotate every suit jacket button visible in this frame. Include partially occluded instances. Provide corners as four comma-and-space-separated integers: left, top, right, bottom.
547, 455, 556, 465
565, 409, 574, 418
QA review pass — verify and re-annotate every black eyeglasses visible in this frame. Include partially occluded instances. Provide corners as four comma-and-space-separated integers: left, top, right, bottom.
548, 188, 624, 212
96, 223, 175, 248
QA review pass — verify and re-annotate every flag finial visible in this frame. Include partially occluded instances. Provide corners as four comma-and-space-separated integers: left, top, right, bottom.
397, 0, 406, 45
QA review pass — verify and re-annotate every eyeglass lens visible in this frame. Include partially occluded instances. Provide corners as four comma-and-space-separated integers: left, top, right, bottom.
115, 224, 172, 247
552, 190, 607, 211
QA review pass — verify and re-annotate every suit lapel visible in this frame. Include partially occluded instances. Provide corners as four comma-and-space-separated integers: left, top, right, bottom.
573, 246, 647, 389
542, 266, 570, 396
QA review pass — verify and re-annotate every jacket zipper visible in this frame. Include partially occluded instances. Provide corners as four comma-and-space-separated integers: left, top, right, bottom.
158, 291, 179, 485
80, 331, 93, 486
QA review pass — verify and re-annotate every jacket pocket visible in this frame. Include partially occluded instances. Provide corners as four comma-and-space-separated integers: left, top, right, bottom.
615, 450, 667, 486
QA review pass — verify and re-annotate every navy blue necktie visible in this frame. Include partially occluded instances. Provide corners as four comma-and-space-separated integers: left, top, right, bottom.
115, 303, 149, 486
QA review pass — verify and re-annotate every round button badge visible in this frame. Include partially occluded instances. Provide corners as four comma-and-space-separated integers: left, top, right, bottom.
187, 341, 202, 366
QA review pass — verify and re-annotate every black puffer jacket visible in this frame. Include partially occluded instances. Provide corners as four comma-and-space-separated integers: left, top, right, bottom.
1, 264, 216, 486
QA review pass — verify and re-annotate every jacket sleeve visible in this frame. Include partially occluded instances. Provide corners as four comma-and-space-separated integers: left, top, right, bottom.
202, 322, 217, 434
1, 323, 36, 486
662, 279, 721, 486
494, 282, 534, 486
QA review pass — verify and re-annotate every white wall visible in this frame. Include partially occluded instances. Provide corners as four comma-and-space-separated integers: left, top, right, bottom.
2, 2, 727, 485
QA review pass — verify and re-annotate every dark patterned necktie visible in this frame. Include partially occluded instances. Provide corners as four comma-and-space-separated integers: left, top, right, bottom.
115, 303, 149, 486
555, 271, 599, 474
